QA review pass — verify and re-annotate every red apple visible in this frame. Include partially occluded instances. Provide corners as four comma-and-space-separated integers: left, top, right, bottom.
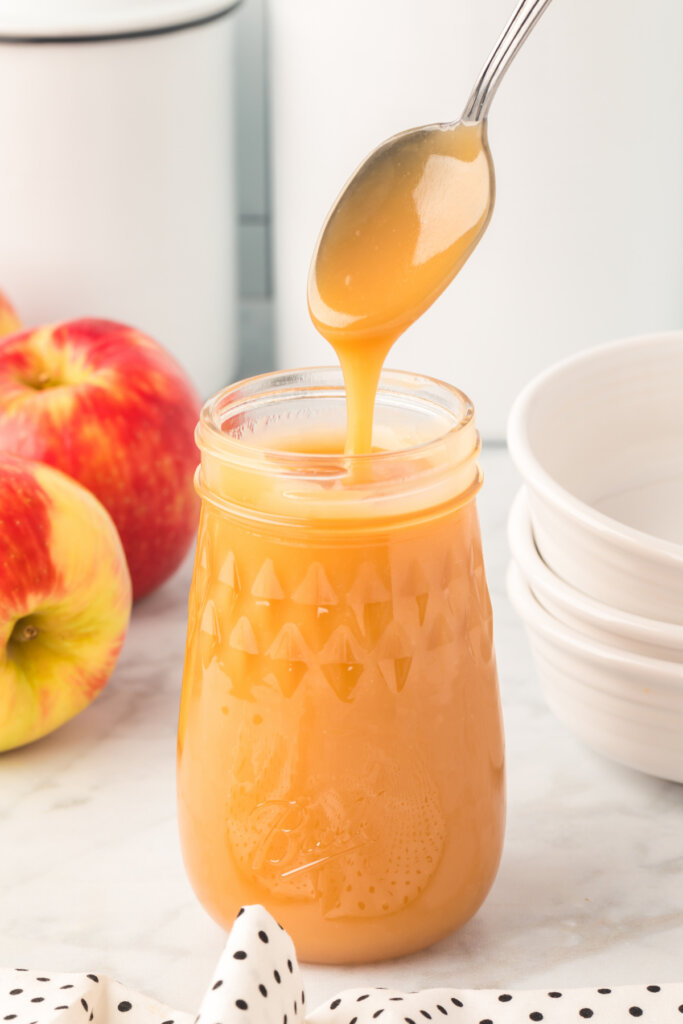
0, 288, 20, 339
0, 319, 202, 599
0, 454, 131, 751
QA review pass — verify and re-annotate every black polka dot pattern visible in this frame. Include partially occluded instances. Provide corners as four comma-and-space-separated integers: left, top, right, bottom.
3, 907, 683, 1024
0, 907, 305, 1024
194, 906, 306, 1024
0, 957, 178, 1024
310, 979, 683, 1024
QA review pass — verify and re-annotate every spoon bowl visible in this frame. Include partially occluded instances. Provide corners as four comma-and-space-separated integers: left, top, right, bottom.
308, 120, 494, 347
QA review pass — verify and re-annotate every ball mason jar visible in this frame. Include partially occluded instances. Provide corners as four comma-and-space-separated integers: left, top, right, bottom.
177, 368, 505, 963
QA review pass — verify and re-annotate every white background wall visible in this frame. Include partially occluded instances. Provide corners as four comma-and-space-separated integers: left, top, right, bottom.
234, 0, 683, 440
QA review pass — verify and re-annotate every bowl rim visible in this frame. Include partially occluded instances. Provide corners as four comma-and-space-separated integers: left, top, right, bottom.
508, 488, 683, 650
507, 561, 683, 688
507, 329, 683, 568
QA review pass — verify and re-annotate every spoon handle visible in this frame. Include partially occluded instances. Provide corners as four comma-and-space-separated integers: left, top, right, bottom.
462, 0, 553, 123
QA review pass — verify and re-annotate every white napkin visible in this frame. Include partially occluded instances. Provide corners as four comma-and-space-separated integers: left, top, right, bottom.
3, 906, 682, 1024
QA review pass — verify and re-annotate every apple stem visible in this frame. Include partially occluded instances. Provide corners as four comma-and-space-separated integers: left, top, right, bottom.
14, 623, 39, 643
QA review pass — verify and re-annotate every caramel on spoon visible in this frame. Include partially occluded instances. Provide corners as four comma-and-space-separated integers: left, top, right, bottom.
308, 0, 553, 454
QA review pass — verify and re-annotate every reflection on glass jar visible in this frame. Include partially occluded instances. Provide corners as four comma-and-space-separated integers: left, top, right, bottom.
177, 368, 505, 964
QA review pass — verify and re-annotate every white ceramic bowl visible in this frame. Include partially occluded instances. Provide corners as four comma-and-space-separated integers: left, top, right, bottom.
507, 562, 683, 783
509, 488, 683, 663
508, 332, 683, 624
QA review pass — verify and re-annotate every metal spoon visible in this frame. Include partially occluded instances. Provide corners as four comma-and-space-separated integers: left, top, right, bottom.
463, 0, 553, 123
308, 0, 554, 347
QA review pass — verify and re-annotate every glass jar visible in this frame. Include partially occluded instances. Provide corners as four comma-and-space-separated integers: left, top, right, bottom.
177, 368, 505, 964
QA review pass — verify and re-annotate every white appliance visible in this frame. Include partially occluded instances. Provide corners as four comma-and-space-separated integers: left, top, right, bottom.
0, 0, 240, 397
267, 0, 683, 439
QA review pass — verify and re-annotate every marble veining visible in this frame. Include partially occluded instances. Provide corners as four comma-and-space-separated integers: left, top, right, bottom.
0, 449, 681, 1013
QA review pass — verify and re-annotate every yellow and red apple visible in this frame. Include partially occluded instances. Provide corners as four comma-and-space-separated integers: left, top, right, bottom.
0, 319, 201, 600
0, 454, 131, 752
0, 288, 20, 339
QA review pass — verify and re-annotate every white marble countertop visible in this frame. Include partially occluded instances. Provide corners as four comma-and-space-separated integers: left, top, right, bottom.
1, 448, 682, 1014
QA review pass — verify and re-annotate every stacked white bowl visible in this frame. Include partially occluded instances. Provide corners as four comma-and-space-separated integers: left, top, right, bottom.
507, 331, 683, 783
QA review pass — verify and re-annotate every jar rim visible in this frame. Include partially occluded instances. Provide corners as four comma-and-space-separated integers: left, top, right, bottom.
196, 367, 481, 525
198, 365, 476, 467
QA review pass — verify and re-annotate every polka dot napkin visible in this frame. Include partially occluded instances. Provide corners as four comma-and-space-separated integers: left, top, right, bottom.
309, 982, 683, 1023
0, 965, 190, 1024
3, 907, 683, 1024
